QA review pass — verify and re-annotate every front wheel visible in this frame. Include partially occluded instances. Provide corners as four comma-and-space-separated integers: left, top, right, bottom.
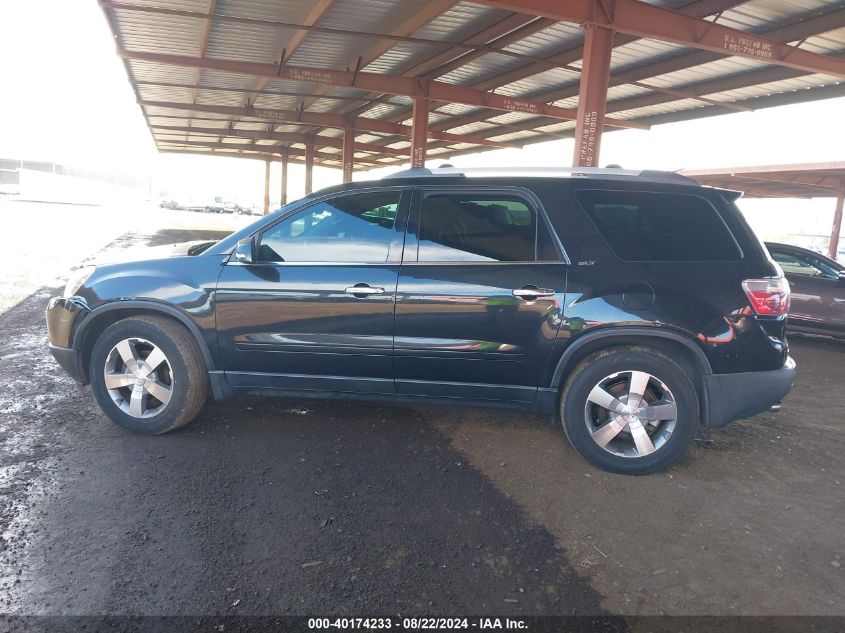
560, 346, 699, 475
90, 316, 208, 434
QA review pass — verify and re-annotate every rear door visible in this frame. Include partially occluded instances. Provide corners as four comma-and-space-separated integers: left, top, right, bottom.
394, 187, 567, 402
215, 187, 409, 394
770, 246, 845, 330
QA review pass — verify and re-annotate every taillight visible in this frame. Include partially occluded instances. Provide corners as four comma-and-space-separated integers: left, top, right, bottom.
742, 277, 791, 316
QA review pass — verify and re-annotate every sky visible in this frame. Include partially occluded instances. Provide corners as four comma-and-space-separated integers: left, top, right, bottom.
1, 0, 843, 245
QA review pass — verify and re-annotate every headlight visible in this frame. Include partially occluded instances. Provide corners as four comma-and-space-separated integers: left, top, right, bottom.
64, 266, 95, 297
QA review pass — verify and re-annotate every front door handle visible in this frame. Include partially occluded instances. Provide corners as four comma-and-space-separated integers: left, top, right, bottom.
512, 286, 555, 299
345, 284, 385, 296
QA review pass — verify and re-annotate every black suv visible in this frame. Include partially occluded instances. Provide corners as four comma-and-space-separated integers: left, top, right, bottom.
46, 167, 796, 474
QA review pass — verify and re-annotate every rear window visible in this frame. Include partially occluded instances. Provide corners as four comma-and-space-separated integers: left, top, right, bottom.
575, 190, 741, 262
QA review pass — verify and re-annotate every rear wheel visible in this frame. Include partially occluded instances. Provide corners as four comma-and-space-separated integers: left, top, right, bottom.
90, 316, 208, 434
560, 346, 699, 475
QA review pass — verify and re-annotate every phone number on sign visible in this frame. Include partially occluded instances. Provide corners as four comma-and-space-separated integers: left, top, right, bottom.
308, 618, 476, 630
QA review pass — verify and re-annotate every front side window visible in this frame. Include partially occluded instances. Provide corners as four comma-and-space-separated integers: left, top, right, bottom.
575, 190, 741, 262
771, 249, 839, 280
417, 194, 555, 262
257, 191, 400, 263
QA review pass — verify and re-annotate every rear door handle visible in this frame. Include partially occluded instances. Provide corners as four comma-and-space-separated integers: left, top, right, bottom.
512, 286, 555, 299
345, 284, 385, 296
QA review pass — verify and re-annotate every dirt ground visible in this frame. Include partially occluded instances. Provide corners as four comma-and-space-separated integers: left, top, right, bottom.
0, 200, 842, 618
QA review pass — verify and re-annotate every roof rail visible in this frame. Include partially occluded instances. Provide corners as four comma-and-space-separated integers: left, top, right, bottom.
382, 166, 698, 185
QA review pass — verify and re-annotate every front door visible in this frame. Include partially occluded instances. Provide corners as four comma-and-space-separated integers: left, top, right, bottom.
394, 188, 567, 402
216, 188, 409, 394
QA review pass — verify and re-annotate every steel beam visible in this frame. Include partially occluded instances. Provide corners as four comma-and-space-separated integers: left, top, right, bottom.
340, 14, 553, 118
140, 100, 523, 148
474, 0, 845, 79
410, 97, 429, 168
604, 52, 845, 116
280, 151, 289, 206
573, 25, 614, 168
162, 148, 285, 163
729, 172, 845, 192
422, 4, 845, 136
466, 0, 745, 93
120, 49, 646, 129
302, 0, 458, 111
189, 0, 217, 106
156, 138, 382, 166
150, 124, 408, 156
361, 0, 750, 137
831, 189, 845, 260
263, 159, 271, 215
305, 142, 314, 194
342, 128, 355, 183
244, 0, 335, 107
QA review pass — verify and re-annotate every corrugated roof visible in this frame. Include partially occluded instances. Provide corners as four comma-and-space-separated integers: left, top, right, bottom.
101, 0, 845, 170
683, 161, 845, 197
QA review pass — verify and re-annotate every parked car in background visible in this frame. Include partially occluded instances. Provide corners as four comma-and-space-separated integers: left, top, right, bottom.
187, 196, 225, 213
46, 167, 796, 475
158, 199, 183, 210
766, 242, 845, 339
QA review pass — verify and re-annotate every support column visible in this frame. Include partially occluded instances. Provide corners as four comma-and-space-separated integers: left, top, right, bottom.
262, 158, 271, 216
342, 127, 354, 183
410, 96, 429, 168
279, 150, 288, 206
829, 188, 844, 260
572, 24, 614, 168
304, 141, 314, 194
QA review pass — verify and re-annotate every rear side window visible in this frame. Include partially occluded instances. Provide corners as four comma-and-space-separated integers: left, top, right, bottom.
770, 248, 839, 280
575, 190, 740, 262
417, 194, 557, 262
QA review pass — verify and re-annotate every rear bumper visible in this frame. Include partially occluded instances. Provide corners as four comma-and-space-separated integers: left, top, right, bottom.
704, 356, 796, 427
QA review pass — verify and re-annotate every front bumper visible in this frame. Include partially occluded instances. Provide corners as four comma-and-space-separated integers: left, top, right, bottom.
46, 296, 90, 384
49, 344, 86, 384
704, 356, 796, 427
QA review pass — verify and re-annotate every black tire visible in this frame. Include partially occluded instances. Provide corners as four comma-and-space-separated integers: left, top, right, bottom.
560, 346, 699, 475
90, 316, 208, 435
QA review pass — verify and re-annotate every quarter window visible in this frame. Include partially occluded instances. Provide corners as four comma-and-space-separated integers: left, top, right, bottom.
575, 190, 741, 262
257, 191, 400, 263
417, 194, 556, 262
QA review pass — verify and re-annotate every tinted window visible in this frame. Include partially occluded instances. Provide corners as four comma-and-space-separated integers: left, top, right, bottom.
575, 190, 740, 262
771, 248, 839, 280
417, 194, 555, 262
258, 191, 400, 263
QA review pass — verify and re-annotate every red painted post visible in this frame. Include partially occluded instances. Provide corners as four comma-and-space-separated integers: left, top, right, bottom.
305, 141, 314, 194
829, 188, 845, 260
342, 127, 355, 182
411, 96, 429, 168
280, 150, 288, 206
572, 24, 614, 168
263, 159, 271, 215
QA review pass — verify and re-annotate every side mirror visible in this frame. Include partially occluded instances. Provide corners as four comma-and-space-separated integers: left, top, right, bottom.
234, 237, 255, 264
839, 270, 845, 282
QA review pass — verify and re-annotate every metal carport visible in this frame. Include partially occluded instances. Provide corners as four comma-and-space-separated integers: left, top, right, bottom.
98, 0, 845, 213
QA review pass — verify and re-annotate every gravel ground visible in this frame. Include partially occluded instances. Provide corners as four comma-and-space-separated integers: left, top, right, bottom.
0, 201, 842, 618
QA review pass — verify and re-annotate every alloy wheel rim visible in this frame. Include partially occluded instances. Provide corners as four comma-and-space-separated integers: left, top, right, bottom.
584, 370, 677, 458
103, 337, 173, 419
